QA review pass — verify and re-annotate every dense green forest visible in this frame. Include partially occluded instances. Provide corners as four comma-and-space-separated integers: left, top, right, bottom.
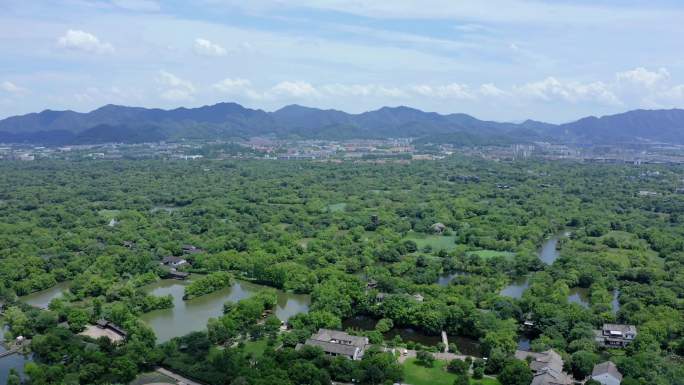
0, 157, 682, 385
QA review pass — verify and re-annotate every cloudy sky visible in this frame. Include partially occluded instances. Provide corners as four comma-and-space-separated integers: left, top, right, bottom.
1, 0, 683, 122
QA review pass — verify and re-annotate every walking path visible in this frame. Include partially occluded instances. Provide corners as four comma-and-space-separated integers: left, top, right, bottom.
0, 348, 18, 358
155, 367, 204, 385
441, 330, 449, 352
395, 348, 476, 364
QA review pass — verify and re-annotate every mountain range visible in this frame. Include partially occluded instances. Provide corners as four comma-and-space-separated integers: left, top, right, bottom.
1, 102, 683, 145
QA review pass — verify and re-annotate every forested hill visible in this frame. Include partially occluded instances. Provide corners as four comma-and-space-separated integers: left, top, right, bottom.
0, 102, 683, 145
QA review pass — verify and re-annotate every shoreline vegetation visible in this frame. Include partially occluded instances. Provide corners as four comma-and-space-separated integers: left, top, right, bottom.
183, 272, 233, 300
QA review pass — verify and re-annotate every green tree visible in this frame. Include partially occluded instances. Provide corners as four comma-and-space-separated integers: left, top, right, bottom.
453, 374, 469, 385
416, 351, 435, 367
375, 318, 394, 333
447, 358, 469, 374
67, 308, 89, 332
570, 350, 599, 379
499, 360, 532, 385
7, 369, 21, 385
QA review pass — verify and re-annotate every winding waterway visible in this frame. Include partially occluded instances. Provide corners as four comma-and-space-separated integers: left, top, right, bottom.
140, 279, 310, 343
500, 231, 567, 299
19, 281, 71, 309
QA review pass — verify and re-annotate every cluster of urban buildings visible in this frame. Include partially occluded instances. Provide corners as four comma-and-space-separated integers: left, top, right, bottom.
4, 138, 684, 164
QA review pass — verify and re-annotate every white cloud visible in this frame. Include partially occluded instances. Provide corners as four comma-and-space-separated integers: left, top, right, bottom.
194, 38, 227, 57
616, 67, 670, 88
320, 84, 407, 98
111, 0, 160, 11
157, 70, 195, 101
479, 83, 506, 97
213, 78, 252, 93
656, 85, 684, 105
57, 30, 114, 54
410, 83, 475, 99
268, 81, 320, 98
1, 81, 28, 94
515, 77, 620, 105
62, 65, 681, 114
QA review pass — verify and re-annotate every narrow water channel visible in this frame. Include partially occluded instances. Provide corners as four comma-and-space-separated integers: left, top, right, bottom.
19, 281, 71, 309
611, 289, 621, 314
140, 279, 311, 343
500, 231, 567, 298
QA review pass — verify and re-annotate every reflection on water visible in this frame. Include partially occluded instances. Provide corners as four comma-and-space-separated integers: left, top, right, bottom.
517, 337, 531, 351
436, 272, 461, 287
19, 281, 71, 309
342, 316, 482, 357
567, 287, 590, 308
140, 279, 310, 343
384, 327, 443, 347
539, 232, 566, 265
500, 276, 530, 299
385, 328, 482, 357
343, 315, 378, 330
501, 231, 568, 298
611, 289, 621, 314
0, 325, 32, 384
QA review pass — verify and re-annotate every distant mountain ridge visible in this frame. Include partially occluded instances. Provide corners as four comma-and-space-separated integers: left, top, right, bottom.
0, 102, 683, 145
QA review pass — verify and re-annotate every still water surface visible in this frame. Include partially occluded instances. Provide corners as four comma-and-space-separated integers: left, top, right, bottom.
341, 316, 482, 357
140, 279, 310, 343
0, 325, 32, 384
500, 231, 567, 298
19, 281, 71, 308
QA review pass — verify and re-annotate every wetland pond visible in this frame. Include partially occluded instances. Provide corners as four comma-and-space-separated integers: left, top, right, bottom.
19, 281, 71, 309
140, 278, 310, 343
500, 231, 567, 298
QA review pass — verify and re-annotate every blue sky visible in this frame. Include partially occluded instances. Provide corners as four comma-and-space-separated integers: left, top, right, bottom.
1, 0, 683, 122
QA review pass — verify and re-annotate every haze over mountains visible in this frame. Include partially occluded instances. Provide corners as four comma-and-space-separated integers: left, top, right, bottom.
1, 103, 683, 145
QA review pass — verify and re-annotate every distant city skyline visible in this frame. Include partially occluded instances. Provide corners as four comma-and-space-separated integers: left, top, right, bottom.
1, 0, 683, 123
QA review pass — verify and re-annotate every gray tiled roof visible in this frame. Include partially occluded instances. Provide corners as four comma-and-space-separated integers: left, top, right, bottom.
592, 361, 623, 381
517, 349, 564, 373
304, 339, 361, 357
312, 329, 368, 347
530, 368, 573, 385
602, 324, 637, 334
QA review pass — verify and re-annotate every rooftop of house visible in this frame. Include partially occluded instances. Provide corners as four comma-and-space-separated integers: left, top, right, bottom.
311, 329, 368, 347
592, 361, 623, 381
602, 324, 637, 334
95, 319, 127, 336
182, 244, 204, 253
303, 338, 363, 357
530, 367, 573, 385
515, 349, 564, 374
162, 256, 187, 264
